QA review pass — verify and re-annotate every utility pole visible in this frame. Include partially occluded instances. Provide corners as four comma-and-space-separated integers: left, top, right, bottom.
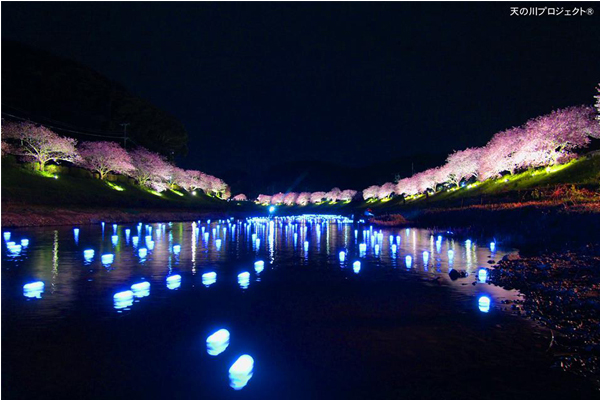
120, 123, 130, 149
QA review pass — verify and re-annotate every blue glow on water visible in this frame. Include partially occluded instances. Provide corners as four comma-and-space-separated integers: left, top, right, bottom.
206, 329, 230, 356
353, 261, 361, 274
125, 228, 130, 238
423, 251, 429, 265
448, 250, 454, 259
478, 269, 488, 283
478, 296, 491, 313
101, 254, 114, 265
3, 232, 11, 241
254, 260, 265, 274
202, 272, 217, 287
405, 255, 412, 268
166, 274, 182, 290
20, 239, 29, 247
83, 249, 95, 262
111, 235, 119, 246
391, 244, 397, 253
113, 290, 134, 309
173, 244, 181, 254
238, 272, 250, 289
132, 236, 139, 247
7, 243, 22, 254
138, 248, 147, 258
131, 281, 150, 298
303, 241, 309, 252
490, 242, 496, 252
215, 239, 222, 250
229, 355, 254, 390
147, 240, 155, 250
339, 251, 346, 262
112, 224, 117, 233
465, 239, 472, 248
73, 228, 79, 243
359, 243, 367, 253
23, 281, 44, 299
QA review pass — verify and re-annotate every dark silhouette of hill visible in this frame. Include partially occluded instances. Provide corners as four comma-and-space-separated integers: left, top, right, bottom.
1, 41, 188, 157
224, 153, 447, 197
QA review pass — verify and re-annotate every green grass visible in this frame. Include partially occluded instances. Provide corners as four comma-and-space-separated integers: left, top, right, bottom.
1, 162, 231, 210
363, 155, 600, 211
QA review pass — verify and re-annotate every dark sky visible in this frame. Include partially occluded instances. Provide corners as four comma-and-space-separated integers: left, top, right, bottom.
2, 2, 599, 178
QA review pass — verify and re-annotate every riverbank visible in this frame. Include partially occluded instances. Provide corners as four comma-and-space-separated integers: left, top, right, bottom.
0, 204, 246, 228
489, 251, 600, 387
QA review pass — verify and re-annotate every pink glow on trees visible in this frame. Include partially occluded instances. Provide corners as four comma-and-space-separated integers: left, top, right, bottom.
325, 187, 342, 202
2, 122, 78, 171
478, 127, 524, 180
519, 106, 600, 166
147, 179, 169, 193
377, 182, 395, 199
1, 140, 14, 156
339, 189, 357, 202
283, 192, 299, 205
185, 170, 204, 191
296, 192, 311, 205
129, 147, 172, 187
232, 194, 248, 201
363, 185, 379, 200
270, 192, 285, 205
77, 141, 134, 180
395, 177, 419, 196
256, 194, 272, 205
310, 192, 327, 204
595, 84, 600, 121
164, 165, 188, 189
443, 147, 483, 186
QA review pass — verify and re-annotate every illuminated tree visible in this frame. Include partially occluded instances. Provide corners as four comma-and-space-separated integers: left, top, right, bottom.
129, 147, 172, 187
519, 105, 600, 166
1, 140, 14, 157
310, 191, 327, 204
256, 194, 272, 205
232, 194, 247, 201
339, 189, 357, 202
325, 187, 342, 202
377, 182, 396, 199
76, 141, 134, 180
595, 84, 600, 121
271, 192, 285, 205
296, 192, 311, 205
2, 121, 78, 171
478, 127, 524, 180
147, 179, 169, 193
443, 147, 483, 187
283, 192, 299, 205
362, 185, 379, 200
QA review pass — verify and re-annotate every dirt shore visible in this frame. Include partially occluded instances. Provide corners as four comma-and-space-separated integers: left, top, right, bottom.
0, 203, 245, 227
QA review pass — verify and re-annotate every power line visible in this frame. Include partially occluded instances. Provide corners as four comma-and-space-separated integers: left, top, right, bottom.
1, 111, 125, 139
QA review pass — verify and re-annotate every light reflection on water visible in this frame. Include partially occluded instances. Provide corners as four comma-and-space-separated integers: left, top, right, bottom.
2, 216, 521, 392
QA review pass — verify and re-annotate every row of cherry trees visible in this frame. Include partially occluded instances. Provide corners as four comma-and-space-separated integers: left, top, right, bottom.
1, 121, 230, 198
253, 188, 358, 206
364, 105, 600, 200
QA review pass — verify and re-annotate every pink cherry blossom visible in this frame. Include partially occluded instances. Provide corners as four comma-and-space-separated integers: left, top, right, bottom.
2, 121, 78, 171
77, 141, 134, 180
310, 191, 327, 204
232, 194, 247, 201
296, 192, 311, 205
283, 192, 299, 205
362, 185, 379, 200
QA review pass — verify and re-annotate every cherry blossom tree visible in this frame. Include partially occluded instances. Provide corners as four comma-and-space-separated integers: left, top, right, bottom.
296, 192, 311, 205
1, 140, 14, 157
310, 191, 327, 204
362, 185, 379, 200
232, 194, 247, 201
325, 187, 342, 202
339, 189, 357, 202
76, 141, 134, 180
2, 122, 78, 171
443, 147, 483, 187
395, 177, 419, 196
518, 105, 600, 166
147, 179, 169, 193
595, 84, 600, 122
129, 147, 172, 187
256, 194, 272, 205
270, 192, 285, 205
283, 192, 299, 205
377, 182, 396, 199
478, 127, 524, 180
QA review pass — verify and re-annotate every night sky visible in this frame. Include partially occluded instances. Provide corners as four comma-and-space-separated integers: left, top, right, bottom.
2, 2, 599, 179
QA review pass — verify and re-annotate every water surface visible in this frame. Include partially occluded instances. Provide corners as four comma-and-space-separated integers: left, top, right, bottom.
2, 216, 593, 399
